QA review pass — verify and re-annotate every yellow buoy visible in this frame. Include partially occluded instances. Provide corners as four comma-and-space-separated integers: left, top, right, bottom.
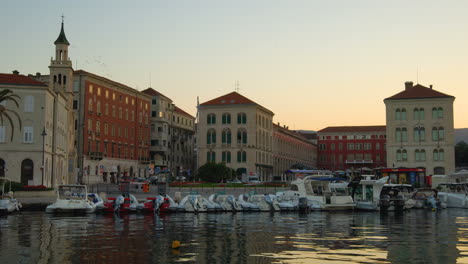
172, 240, 181, 249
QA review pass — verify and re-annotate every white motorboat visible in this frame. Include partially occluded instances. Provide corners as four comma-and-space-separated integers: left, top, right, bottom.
87, 193, 105, 211
248, 194, 280, 212
350, 176, 388, 211
275, 192, 300, 211
209, 194, 242, 212
284, 176, 355, 211
177, 194, 212, 213
237, 194, 261, 211
437, 183, 468, 208
46, 185, 96, 214
0, 178, 22, 214
381, 184, 417, 210
412, 188, 446, 209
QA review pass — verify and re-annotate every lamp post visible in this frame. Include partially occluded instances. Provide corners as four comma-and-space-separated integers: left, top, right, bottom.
41, 127, 47, 186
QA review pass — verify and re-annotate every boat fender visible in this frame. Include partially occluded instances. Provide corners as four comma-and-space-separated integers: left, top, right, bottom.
172, 240, 181, 249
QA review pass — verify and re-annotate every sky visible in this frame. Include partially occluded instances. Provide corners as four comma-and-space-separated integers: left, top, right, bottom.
2, 1, 468, 130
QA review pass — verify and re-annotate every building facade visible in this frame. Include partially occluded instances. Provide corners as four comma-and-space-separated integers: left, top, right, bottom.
73, 70, 151, 183
143, 88, 196, 177
384, 81, 455, 175
317, 126, 387, 172
272, 124, 317, 181
198, 92, 274, 182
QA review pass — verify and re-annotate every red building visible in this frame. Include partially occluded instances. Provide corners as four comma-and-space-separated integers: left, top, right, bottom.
74, 70, 151, 183
317, 126, 387, 172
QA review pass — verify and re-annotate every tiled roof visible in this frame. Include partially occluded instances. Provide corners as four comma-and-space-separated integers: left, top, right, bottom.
385, 84, 454, 100
0, 73, 47, 87
141, 88, 172, 100
318, 126, 386, 133
175, 106, 194, 119
200, 92, 273, 113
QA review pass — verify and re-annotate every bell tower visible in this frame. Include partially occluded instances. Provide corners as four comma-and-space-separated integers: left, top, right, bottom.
49, 16, 73, 96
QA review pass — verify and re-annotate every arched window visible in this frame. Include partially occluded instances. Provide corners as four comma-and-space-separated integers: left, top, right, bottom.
420, 149, 426, 161
413, 127, 425, 142
222, 129, 231, 144
413, 108, 419, 120
207, 113, 216, 124
237, 151, 247, 163
206, 151, 216, 162
237, 113, 247, 124
88, 99, 93, 112
58, 74, 62, 84
438, 127, 444, 140
105, 103, 109, 115
222, 151, 231, 163
415, 149, 420, 161
438, 107, 444, 118
402, 149, 407, 161
395, 109, 401, 120
207, 129, 216, 145
222, 113, 231, 124
401, 128, 407, 142
439, 149, 445, 161
63, 75, 67, 85
433, 149, 439, 161
419, 108, 425, 120
53, 75, 57, 83
237, 128, 247, 144
401, 108, 407, 120
396, 128, 401, 142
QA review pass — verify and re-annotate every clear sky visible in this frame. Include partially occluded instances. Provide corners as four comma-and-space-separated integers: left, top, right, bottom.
2, 1, 468, 130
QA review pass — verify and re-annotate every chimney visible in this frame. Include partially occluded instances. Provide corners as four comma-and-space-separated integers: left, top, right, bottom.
404, 81, 413, 90
36, 72, 41, 77
430, 84, 433, 89
12, 70, 19, 75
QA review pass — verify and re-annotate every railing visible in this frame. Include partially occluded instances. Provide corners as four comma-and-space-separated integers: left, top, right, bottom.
345, 159, 373, 164
88, 151, 103, 160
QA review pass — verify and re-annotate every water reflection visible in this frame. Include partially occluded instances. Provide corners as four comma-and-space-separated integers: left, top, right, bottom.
1, 210, 468, 263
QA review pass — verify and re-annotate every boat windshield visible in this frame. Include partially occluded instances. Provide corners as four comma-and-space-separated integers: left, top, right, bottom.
437, 184, 468, 193
58, 186, 86, 200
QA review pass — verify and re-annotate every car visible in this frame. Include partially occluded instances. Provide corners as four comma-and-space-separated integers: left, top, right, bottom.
175, 176, 186, 181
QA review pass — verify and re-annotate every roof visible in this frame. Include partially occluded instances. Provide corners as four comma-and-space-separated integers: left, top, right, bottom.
175, 106, 195, 119
318, 126, 386, 133
0, 73, 47, 87
385, 84, 454, 100
273, 123, 313, 144
54, 22, 70, 45
200, 92, 273, 113
141, 88, 172, 101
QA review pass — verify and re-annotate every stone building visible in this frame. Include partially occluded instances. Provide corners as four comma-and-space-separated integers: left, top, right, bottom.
384, 81, 455, 175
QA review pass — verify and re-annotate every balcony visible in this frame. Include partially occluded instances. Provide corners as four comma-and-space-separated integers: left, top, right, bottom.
345, 160, 373, 164
139, 157, 150, 165
152, 160, 169, 167
88, 151, 103, 160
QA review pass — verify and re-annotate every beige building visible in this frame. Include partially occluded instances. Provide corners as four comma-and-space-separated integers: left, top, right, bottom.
198, 92, 274, 181
142, 88, 196, 177
384, 81, 455, 175
0, 22, 76, 187
273, 123, 317, 181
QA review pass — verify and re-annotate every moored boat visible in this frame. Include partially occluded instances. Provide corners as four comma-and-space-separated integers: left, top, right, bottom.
46, 185, 96, 214
0, 178, 22, 214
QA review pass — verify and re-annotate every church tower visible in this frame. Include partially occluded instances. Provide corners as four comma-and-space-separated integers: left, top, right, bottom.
49, 17, 73, 95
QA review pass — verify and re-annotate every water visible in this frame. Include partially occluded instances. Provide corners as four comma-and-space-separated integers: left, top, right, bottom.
1, 210, 468, 264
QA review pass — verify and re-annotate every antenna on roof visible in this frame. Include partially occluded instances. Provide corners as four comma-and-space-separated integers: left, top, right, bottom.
416, 66, 419, 84
235, 80, 240, 93
149, 72, 151, 88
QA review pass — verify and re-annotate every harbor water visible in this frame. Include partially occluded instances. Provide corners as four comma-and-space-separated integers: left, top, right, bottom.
1, 209, 468, 264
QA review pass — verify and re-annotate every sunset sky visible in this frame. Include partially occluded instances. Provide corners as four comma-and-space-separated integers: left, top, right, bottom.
2, 1, 468, 130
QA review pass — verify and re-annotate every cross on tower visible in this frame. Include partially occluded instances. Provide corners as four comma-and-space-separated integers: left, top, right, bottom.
235, 80, 240, 93
61, 14, 65, 23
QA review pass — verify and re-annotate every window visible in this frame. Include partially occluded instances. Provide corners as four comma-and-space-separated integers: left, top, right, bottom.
396, 149, 407, 161
413, 108, 425, 120
105, 90, 109, 99
413, 127, 425, 142
97, 87, 101, 96
222, 129, 232, 144
207, 129, 216, 145
376, 143, 380, 150
118, 107, 122, 119
356, 143, 363, 150
395, 109, 401, 120
347, 143, 354, 150
96, 101, 101, 114
89, 85, 93, 94
330, 143, 335, 150
207, 113, 216, 124
237, 151, 247, 162
23, 126, 33, 143
73, 100, 78, 110
0, 126, 5, 142
432, 127, 444, 141
237, 129, 247, 144
237, 113, 247, 124
152, 99, 157, 105
222, 151, 231, 163
88, 118, 93, 131
338, 143, 343, 150
207, 151, 216, 162
112, 106, 116, 117
96, 121, 100, 133
433, 149, 445, 161
24, 95, 34, 112
433, 107, 444, 119
401, 108, 407, 120
396, 128, 407, 142
222, 113, 231, 124
104, 123, 108, 135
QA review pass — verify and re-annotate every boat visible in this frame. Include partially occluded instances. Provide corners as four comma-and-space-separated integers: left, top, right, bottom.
177, 194, 212, 213
0, 178, 22, 214
275, 192, 300, 211
248, 194, 280, 212
209, 194, 242, 212
87, 193, 105, 211
412, 188, 446, 209
103, 193, 138, 214
437, 183, 468, 208
349, 176, 388, 211
45, 185, 96, 214
283, 176, 355, 211
237, 194, 261, 211
381, 184, 417, 210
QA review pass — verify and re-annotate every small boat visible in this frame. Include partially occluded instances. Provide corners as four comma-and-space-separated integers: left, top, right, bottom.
437, 183, 468, 208
237, 194, 261, 211
0, 178, 22, 214
248, 194, 280, 212
103, 193, 138, 214
209, 194, 242, 212
349, 176, 388, 211
87, 193, 105, 211
381, 184, 416, 210
275, 192, 300, 211
412, 188, 446, 209
177, 194, 212, 213
46, 185, 96, 214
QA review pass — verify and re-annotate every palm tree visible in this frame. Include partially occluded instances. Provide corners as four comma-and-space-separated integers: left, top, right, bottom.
0, 89, 22, 141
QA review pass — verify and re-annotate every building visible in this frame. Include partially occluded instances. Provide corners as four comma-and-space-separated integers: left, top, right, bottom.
198, 92, 274, 181
273, 124, 317, 181
384, 81, 455, 175
142, 88, 196, 178
317, 126, 387, 172
73, 70, 151, 183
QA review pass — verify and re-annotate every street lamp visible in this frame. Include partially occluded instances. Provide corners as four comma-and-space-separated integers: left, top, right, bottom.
41, 127, 47, 186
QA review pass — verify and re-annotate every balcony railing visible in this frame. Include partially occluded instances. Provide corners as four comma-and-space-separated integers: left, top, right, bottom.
88, 151, 103, 160
139, 157, 150, 164
345, 159, 373, 164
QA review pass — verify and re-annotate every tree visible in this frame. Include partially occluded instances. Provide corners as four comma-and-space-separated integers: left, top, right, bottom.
197, 162, 234, 183
455, 141, 468, 168
0, 89, 22, 141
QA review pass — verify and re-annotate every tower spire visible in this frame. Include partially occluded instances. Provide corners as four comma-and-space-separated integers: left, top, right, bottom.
54, 15, 70, 45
